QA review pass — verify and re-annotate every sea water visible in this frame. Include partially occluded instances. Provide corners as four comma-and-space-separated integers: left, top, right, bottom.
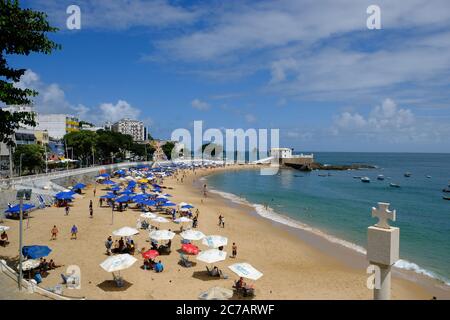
205, 152, 450, 285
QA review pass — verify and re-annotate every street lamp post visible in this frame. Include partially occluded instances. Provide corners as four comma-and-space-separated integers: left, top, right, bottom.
16, 189, 32, 291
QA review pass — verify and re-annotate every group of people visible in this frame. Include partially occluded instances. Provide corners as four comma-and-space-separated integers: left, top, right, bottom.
50, 224, 78, 240
143, 258, 164, 272
105, 236, 136, 255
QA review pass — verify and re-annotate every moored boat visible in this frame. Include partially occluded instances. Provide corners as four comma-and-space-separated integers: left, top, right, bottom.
390, 183, 400, 188
404, 172, 411, 177
377, 175, 385, 181
361, 177, 370, 183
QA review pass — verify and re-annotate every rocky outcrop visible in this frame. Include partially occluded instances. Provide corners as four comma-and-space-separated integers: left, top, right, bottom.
284, 162, 376, 171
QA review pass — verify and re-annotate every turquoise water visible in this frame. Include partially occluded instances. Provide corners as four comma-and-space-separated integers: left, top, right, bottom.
205, 153, 450, 284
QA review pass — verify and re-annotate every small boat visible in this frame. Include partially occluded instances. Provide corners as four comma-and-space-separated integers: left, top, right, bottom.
390, 183, 400, 188
443, 188, 450, 193
353, 176, 362, 179
361, 177, 370, 183
443, 196, 450, 201
404, 172, 411, 177
426, 175, 432, 178
377, 175, 385, 181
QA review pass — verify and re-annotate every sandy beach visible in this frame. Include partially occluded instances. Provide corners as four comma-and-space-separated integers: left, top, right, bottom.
1, 164, 448, 300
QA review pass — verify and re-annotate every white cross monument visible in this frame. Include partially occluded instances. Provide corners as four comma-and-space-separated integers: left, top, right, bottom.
367, 202, 399, 300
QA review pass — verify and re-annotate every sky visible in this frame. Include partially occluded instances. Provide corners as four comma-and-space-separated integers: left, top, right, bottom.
6, 0, 450, 152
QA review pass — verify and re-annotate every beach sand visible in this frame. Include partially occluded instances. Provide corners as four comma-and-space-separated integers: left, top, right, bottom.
1, 164, 448, 300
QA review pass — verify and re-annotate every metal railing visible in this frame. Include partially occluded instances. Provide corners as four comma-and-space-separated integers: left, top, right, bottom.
0, 161, 153, 189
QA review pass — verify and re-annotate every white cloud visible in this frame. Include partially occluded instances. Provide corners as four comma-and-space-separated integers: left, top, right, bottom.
33, 0, 199, 30
332, 98, 426, 143
191, 99, 210, 111
98, 100, 141, 123
12, 70, 141, 125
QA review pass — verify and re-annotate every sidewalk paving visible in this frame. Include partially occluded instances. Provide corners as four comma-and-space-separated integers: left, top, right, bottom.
0, 272, 49, 300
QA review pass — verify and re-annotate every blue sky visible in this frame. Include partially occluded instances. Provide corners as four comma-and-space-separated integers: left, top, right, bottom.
8, 0, 450, 152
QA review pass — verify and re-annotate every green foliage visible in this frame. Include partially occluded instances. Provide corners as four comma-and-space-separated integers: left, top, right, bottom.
129, 143, 155, 160
96, 129, 133, 162
162, 141, 175, 160
13, 143, 45, 173
64, 130, 97, 161
0, 0, 61, 146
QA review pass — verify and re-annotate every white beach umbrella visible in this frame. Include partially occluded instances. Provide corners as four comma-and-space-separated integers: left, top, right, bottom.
149, 229, 176, 241
174, 217, 192, 224
202, 235, 228, 248
198, 287, 234, 300
178, 202, 190, 207
180, 229, 206, 241
151, 216, 169, 224
180, 207, 190, 212
228, 263, 263, 281
18, 259, 40, 271
140, 212, 157, 219
0, 226, 11, 232
100, 254, 137, 273
112, 226, 139, 237
196, 249, 227, 264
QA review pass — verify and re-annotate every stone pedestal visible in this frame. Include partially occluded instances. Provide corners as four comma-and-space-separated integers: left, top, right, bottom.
367, 203, 400, 300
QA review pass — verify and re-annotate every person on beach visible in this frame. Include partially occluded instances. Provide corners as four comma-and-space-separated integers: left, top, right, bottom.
51, 225, 58, 240
89, 206, 93, 218
0, 231, 8, 246
48, 259, 62, 270
105, 236, 113, 255
232, 242, 237, 258
70, 225, 78, 239
65, 204, 70, 216
218, 214, 223, 227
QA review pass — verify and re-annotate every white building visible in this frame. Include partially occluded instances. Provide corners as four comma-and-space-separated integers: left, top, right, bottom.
270, 147, 293, 159
111, 118, 145, 142
2, 105, 37, 130
37, 114, 79, 140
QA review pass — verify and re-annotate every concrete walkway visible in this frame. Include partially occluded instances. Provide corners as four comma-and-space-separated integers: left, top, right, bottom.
0, 272, 49, 300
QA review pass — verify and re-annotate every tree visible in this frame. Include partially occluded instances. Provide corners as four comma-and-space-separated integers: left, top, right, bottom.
0, 0, 61, 146
129, 143, 155, 160
13, 144, 44, 174
64, 130, 97, 163
95, 130, 133, 163
162, 141, 175, 160
202, 142, 223, 158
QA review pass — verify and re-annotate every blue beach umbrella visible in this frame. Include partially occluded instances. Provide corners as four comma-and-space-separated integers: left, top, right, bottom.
22, 245, 52, 259
54, 192, 75, 200
142, 200, 157, 206
181, 204, 194, 209
72, 183, 86, 190
161, 201, 176, 207
102, 180, 116, 185
115, 195, 130, 203
4, 203, 35, 213
121, 190, 135, 196
100, 193, 116, 199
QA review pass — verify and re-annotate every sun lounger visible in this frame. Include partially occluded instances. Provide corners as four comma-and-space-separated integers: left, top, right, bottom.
179, 254, 193, 268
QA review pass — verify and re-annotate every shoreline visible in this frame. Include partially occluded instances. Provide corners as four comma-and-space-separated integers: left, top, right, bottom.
0, 163, 448, 299
194, 165, 450, 299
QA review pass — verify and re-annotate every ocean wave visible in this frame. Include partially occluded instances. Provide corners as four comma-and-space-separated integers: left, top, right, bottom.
208, 187, 450, 286
394, 260, 450, 286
